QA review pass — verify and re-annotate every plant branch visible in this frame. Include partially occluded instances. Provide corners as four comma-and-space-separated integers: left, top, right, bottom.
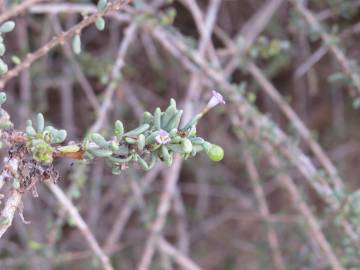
0, 0, 131, 89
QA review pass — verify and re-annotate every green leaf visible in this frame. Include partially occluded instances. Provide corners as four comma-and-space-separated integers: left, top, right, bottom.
140, 111, 153, 125
55, 130, 67, 143
97, 0, 107, 11
137, 134, 146, 151
95, 17, 106, 31
0, 58, 8, 75
0, 21, 15, 33
0, 92, 6, 105
91, 133, 108, 147
114, 120, 124, 139
125, 124, 150, 136
11, 55, 21, 65
181, 138, 192, 154
0, 43, 5, 56
161, 145, 172, 166
154, 107, 161, 129
36, 113, 45, 133
26, 126, 36, 136
88, 148, 112, 157
182, 113, 202, 131
166, 110, 183, 130
72, 34, 81, 55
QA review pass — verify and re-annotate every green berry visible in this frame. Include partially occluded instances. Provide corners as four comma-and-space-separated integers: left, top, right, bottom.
207, 144, 224, 162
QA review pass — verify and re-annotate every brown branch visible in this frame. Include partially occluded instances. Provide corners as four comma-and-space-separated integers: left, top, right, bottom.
0, 0, 131, 89
262, 142, 344, 270
47, 182, 114, 270
244, 150, 286, 270
291, 0, 360, 97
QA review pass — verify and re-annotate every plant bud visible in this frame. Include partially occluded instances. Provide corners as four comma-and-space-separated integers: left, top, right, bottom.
137, 155, 150, 170
110, 141, 119, 152
0, 120, 10, 129
12, 177, 20, 189
169, 128, 177, 137
145, 131, 158, 144
125, 124, 150, 136
166, 110, 182, 130
168, 144, 183, 153
190, 137, 204, 145
161, 103, 176, 129
125, 137, 137, 144
112, 166, 122, 175
108, 155, 133, 164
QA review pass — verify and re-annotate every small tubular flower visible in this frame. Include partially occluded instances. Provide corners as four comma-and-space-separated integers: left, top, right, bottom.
206, 90, 225, 110
155, 129, 171, 145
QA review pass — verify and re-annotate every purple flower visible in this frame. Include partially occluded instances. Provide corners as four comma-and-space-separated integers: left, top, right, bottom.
206, 90, 225, 110
155, 129, 171, 145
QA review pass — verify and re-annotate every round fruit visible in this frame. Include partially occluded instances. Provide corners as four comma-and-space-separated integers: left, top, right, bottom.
207, 144, 224, 162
